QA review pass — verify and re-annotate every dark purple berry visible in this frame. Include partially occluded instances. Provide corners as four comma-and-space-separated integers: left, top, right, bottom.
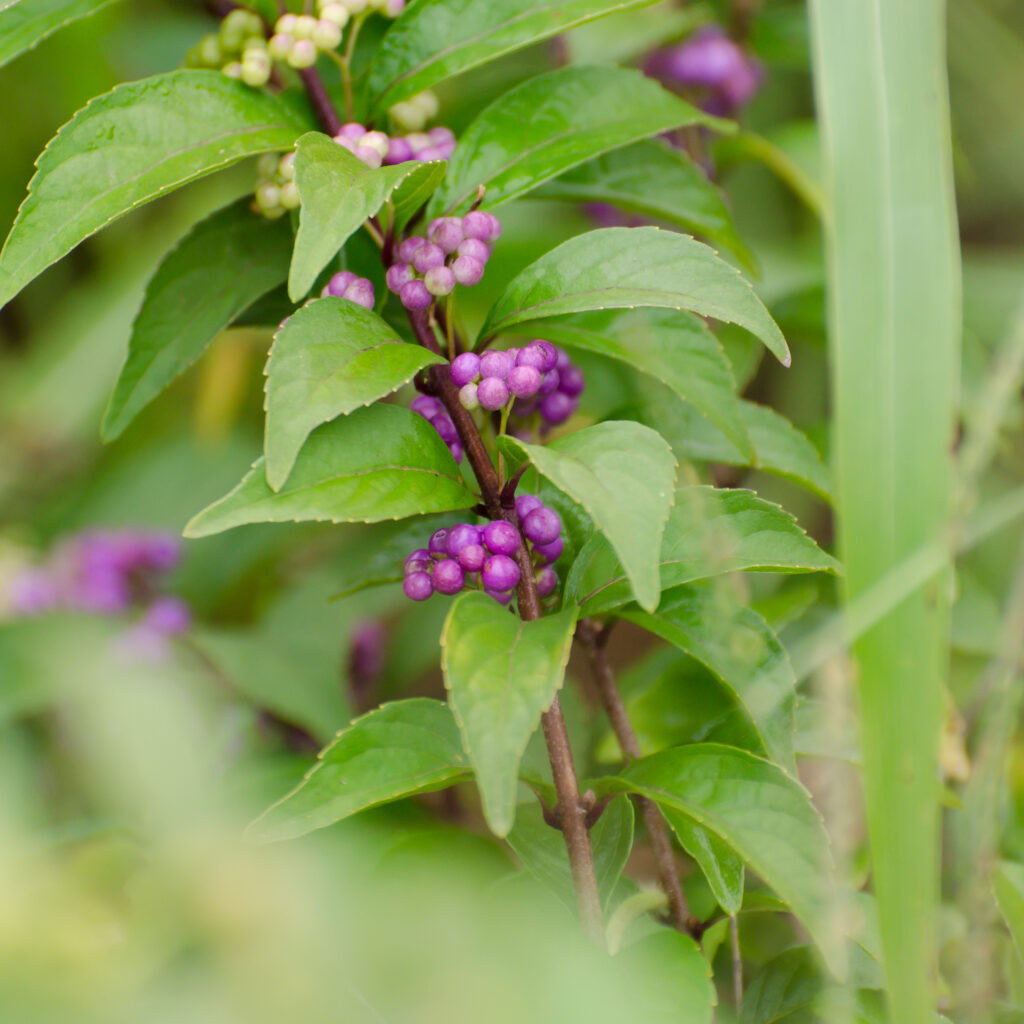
400, 279, 432, 310
411, 395, 443, 418
533, 536, 564, 564
452, 255, 485, 286
482, 554, 520, 592
535, 566, 558, 598
325, 270, 356, 297
404, 557, 431, 575
523, 507, 561, 546
516, 344, 549, 372
405, 547, 431, 565
446, 523, 481, 557
539, 370, 560, 395
397, 236, 425, 262
449, 440, 463, 463
539, 391, 577, 425
515, 494, 543, 519
145, 596, 192, 635
482, 520, 520, 556
487, 589, 513, 606
432, 558, 466, 595
430, 414, 458, 444
479, 350, 513, 380
403, 572, 433, 601
532, 340, 558, 372
555, 348, 571, 371
558, 364, 586, 397
477, 377, 510, 411
507, 365, 542, 398
450, 352, 480, 387
428, 528, 449, 556
457, 543, 486, 572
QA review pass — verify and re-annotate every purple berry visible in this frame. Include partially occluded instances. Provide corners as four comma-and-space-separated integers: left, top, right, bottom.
532, 340, 558, 372
450, 352, 481, 387
428, 528, 449, 556
411, 395, 443, 419
428, 126, 455, 146
424, 265, 456, 296
448, 440, 463, 463
427, 217, 463, 254
446, 523, 481, 557
536, 566, 558, 598
386, 262, 414, 293
516, 344, 549, 372
482, 520, 520, 557
515, 494, 543, 520
482, 554, 520, 592
477, 377, 510, 411
483, 213, 502, 240
403, 572, 433, 601
434, 138, 457, 160
326, 270, 356, 297
523, 507, 561, 546
458, 383, 479, 410
457, 543, 486, 572
534, 536, 564, 564
539, 370, 560, 395
345, 278, 375, 309
355, 145, 383, 168
405, 547, 431, 565
404, 556, 431, 575
415, 145, 444, 162
398, 236, 425, 263
487, 589, 513, 606
338, 122, 367, 140
555, 347, 571, 371
432, 558, 466, 595
507, 365, 542, 399
385, 136, 414, 164
145, 596, 192, 635
558, 364, 585, 397
479, 350, 513, 380
456, 238, 490, 263
451, 255, 485, 287
400, 279, 432, 310
462, 210, 493, 241
539, 391, 577, 425
412, 242, 445, 274
430, 414, 458, 444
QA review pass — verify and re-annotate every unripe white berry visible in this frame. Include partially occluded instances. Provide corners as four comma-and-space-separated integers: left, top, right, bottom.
411, 90, 439, 119
222, 61, 243, 78
405, 132, 429, 151
241, 60, 271, 87
367, 0, 388, 9
280, 181, 301, 209
293, 14, 318, 39
257, 153, 279, 178
354, 144, 383, 168
198, 35, 223, 67
268, 33, 293, 60
319, 3, 349, 27
242, 36, 267, 55
278, 151, 296, 180
256, 182, 281, 209
287, 39, 318, 68
360, 130, 390, 157
389, 101, 425, 132
275, 13, 298, 34
311, 19, 342, 49
343, 0, 368, 13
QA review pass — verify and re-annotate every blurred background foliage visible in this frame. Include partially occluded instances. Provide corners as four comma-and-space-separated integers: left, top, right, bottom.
1, 0, 1023, 1020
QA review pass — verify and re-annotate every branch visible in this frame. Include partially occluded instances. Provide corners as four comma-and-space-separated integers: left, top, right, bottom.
577, 618, 696, 935
297, 66, 341, 135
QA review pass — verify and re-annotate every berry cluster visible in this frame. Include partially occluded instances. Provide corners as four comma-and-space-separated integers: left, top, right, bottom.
319, 270, 375, 308
334, 122, 457, 170
253, 151, 299, 219
401, 495, 564, 604
450, 341, 584, 425
410, 395, 463, 464
388, 211, 501, 310
186, 10, 271, 87
268, 13, 342, 70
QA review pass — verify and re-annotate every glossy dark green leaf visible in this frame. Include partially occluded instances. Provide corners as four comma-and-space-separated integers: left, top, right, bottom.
0, 71, 312, 310
101, 200, 292, 441
534, 140, 755, 272
605, 743, 844, 977
0, 0, 121, 67
289, 132, 445, 300
428, 66, 721, 217
621, 584, 797, 770
247, 698, 470, 842
184, 404, 477, 537
506, 795, 633, 912
441, 592, 577, 836
367, 0, 659, 112
664, 811, 744, 914
480, 227, 789, 366
566, 486, 838, 615
498, 422, 676, 612
263, 298, 444, 489
536, 308, 752, 460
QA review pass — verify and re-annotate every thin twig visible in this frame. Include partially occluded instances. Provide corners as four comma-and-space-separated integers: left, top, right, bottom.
730, 915, 743, 1009
297, 66, 341, 135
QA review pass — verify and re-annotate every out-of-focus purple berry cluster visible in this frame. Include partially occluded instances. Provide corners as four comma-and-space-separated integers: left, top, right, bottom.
319, 269, 375, 308
333, 122, 457, 170
645, 25, 762, 117
388, 211, 501, 311
401, 494, 564, 605
410, 395, 463, 464
7, 530, 192, 658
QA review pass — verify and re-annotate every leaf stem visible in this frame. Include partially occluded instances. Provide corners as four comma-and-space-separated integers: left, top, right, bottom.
730, 914, 744, 1009
577, 618, 694, 935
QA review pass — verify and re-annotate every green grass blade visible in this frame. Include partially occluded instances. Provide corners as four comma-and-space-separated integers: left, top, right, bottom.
807, 2, 961, 1022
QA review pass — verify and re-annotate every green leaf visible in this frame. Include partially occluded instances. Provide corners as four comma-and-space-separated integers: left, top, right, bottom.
995, 861, 1024, 964
566, 486, 838, 615
0, 70, 311, 310
535, 308, 752, 461
263, 298, 444, 490
617, 931, 714, 1024
480, 227, 789, 366
367, 0, 659, 112
534, 140, 756, 273
0, 0, 121, 67
247, 698, 470, 842
809, 0, 960, 1018
663, 812, 744, 915
606, 743, 844, 978
101, 199, 292, 441
288, 132, 445, 300
441, 592, 577, 836
632, 390, 833, 502
428, 66, 722, 217
184, 404, 477, 537
621, 584, 797, 770
506, 795, 633, 912
498, 422, 677, 612
739, 945, 823, 1024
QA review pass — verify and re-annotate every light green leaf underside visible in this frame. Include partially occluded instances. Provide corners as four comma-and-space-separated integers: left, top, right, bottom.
661, 808, 744, 915
480, 227, 789, 366
0, 0, 121, 67
429, 65, 723, 217
534, 307, 752, 461
247, 698, 469, 842
263, 297, 445, 489
441, 592, 577, 836
289, 131, 445, 300
102, 199, 293, 441
367, 0, 659, 112
566, 485, 838, 615
184, 403, 477, 537
0, 70, 311, 310
498, 421, 676, 612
